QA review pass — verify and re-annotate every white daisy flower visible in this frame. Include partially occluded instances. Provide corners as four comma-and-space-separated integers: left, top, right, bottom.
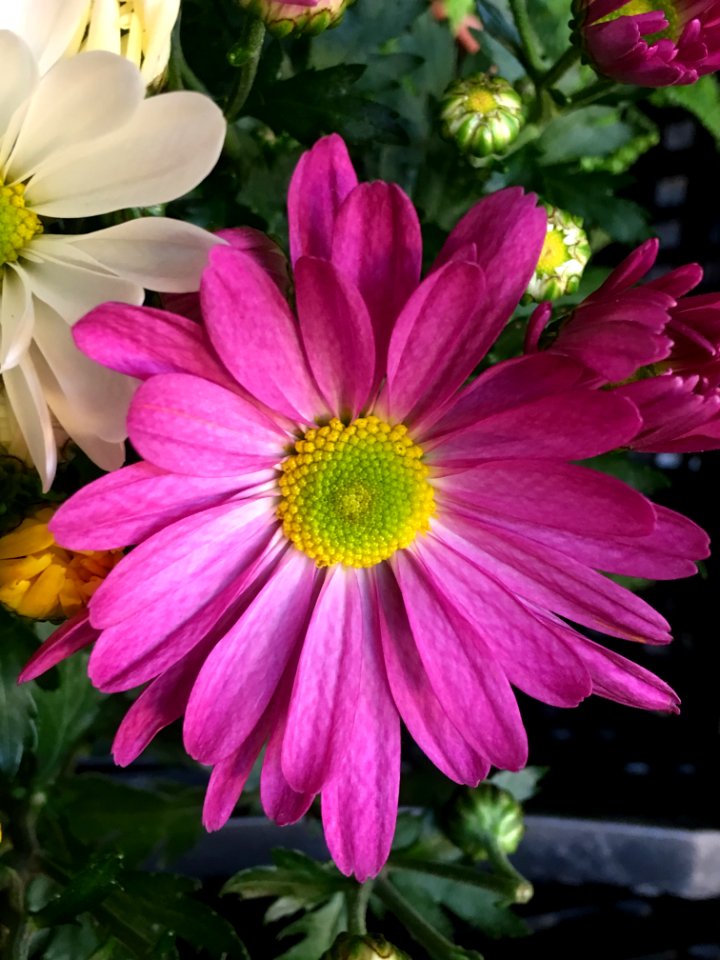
0, 29, 225, 490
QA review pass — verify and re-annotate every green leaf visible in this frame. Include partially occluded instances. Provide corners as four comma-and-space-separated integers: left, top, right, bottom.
0, 610, 37, 779
527, 0, 574, 61
651, 75, 720, 145
310, 0, 426, 68
538, 106, 637, 165
490, 767, 547, 803
33, 853, 125, 927
32, 654, 101, 785
223, 849, 350, 902
275, 893, 346, 960
38, 919, 110, 960
541, 168, 650, 244
583, 453, 671, 495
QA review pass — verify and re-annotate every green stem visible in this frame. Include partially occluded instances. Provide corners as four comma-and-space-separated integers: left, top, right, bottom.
225, 17, 266, 121
508, 0, 544, 79
374, 875, 478, 960
539, 46, 581, 89
166, 14, 212, 95
483, 836, 530, 897
389, 857, 532, 904
568, 78, 622, 108
346, 879, 373, 936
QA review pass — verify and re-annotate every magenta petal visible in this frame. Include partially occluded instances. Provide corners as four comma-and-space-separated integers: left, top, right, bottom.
331, 181, 422, 372
436, 460, 657, 538
282, 566, 364, 794
288, 134, 358, 264
50, 462, 253, 550
417, 536, 593, 708
321, 577, 400, 882
262, 713, 316, 826
295, 257, 375, 418
201, 246, 323, 422
19, 613, 97, 683
73, 303, 233, 387
575, 637, 679, 712
434, 187, 547, 339
426, 389, 641, 466
393, 551, 527, 771
184, 549, 318, 764
203, 715, 271, 832
128, 373, 286, 477
380, 260, 486, 426
375, 565, 489, 786
592, 239, 659, 296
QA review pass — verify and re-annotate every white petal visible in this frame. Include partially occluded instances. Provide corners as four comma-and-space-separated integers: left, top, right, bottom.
0, 265, 33, 370
2, 356, 56, 490
6, 51, 144, 182
32, 300, 136, 443
69, 217, 222, 292
0, 0, 90, 74
15, 238, 144, 322
26, 92, 226, 218
0, 32, 38, 133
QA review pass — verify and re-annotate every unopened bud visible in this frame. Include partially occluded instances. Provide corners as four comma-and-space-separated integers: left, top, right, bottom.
237, 0, 352, 38
440, 75, 524, 157
321, 933, 411, 960
526, 204, 591, 302
443, 784, 524, 861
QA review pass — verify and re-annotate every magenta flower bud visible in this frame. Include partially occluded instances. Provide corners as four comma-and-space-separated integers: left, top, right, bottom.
238, 0, 352, 37
573, 0, 720, 87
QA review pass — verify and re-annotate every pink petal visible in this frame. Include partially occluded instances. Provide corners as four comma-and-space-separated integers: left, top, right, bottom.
73, 303, 233, 386
434, 187, 547, 341
379, 260, 486, 426
288, 134, 358, 264
19, 613, 97, 683
201, 246, 323, 422
184, 549, 318, 764
392, 551, 527, 770
435, 460, 656, 538
203, 714, 271, 832
416, 536, 593, 707
295, 257, 375, 419
50, 462, 255, 550
262, 712, 316, 826
591, 239, 659, 297
331, 182, 422, 373
374, 565, 489, 785
282, 566, 365, 793
321, 574, 400, 882
426, 389, 641, 466
575, 636, 679, 712
127, 373, 287, 477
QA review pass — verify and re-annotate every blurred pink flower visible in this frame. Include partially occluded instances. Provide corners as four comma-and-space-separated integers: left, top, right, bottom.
431, 0, 483, 54
575, 0, 720, 86
23, 136, 707, 881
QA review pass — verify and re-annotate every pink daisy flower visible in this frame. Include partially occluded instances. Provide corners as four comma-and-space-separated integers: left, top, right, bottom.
528, 238, 720, 451
22, 136, 709, 881
575, 0, 720, 86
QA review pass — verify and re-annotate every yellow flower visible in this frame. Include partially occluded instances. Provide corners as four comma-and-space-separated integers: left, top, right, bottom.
0, 507, 121, 620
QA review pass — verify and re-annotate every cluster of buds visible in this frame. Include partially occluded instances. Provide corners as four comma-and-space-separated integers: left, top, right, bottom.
526, 204, 591, 302
237, 0, 352, 37
440, 75, 525, 158
322, 934, 411, 960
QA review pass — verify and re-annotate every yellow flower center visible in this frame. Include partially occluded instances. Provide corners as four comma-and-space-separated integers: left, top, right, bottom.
0, 508, 122, 620
0, 181, 42, 266
466, 90, 499, 114
537, 229, 571, 274
597, 1, 679, 40
277, 416, 436, 568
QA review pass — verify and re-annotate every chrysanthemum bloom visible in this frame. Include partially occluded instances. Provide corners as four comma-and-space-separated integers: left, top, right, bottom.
0, 30, 225, 490
573, 0, 720, 86
0, 507, 121, 619
238, 0, 351, 37
24, 136, 708, 881
527, 238, 720, 450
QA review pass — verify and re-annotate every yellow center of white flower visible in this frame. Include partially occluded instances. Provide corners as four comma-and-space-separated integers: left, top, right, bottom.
537, 229, 571, 274
598, 1, 679, 40
277, 416, 436, 568
0, 181, 42, 266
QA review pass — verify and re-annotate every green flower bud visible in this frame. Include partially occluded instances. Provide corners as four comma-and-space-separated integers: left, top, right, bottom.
440, 75, 524, 158
525, 204, 591, 302
443, 784, 524, 861
321, 933, 412, 960
237, 0, 352, 38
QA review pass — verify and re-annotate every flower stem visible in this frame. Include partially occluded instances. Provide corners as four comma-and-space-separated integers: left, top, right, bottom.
346, 879, 373, 936
225, 16, 266, 121
389, 857, 533, 904
539, 46, 581, 89
568, 78, 621, 108
374, 875, 479, 960
507, 0, 544, 80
